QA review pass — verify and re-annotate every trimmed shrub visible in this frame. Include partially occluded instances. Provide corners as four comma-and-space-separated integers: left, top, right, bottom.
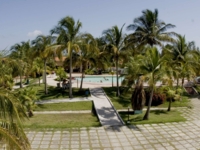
145, 91, 166, 106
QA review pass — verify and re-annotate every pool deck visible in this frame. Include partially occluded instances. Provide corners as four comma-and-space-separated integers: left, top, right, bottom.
46, 73, 122, 88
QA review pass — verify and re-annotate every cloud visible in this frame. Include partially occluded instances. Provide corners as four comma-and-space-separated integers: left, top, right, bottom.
27, 30, 42, 37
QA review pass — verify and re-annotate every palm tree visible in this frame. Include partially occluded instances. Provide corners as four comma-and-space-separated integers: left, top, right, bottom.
51, 16, 82, 98
0, 59, 14, 89
0, 88, 30, 149
139, 47, 163, 120
10, 41, 30, 88
31, 57, 43, 86
127, 9, 177, 47
32, 35, 55, 94
163, 35, 195, 88
15, 87, 37, 117
102, 24, 125, 96
77, 33, 98, 90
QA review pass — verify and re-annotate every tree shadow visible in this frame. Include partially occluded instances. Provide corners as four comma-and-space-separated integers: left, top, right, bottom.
152, 110, 168, 115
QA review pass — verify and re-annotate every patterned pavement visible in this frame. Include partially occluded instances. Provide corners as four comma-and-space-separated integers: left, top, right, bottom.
1, 98, 200, 150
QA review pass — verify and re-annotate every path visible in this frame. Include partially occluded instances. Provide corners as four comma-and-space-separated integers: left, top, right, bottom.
90, 87, 124, 126
0, 98, 197, 150
35, 97, 92, 104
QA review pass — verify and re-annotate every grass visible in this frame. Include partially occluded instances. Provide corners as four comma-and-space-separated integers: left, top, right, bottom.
103, 87, 131, 109
27, 84, 89, 100
103, 87, 191, 110
23, 113, 100, 129
119, 110, 186, 125
34, 101, 92, 111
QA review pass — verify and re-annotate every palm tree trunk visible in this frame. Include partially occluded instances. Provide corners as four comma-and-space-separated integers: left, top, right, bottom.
168, 97, 172, 111
116, 56, 120, 96
143, 86, 154, 120
44, 60, 48, 94
176, 78, 179, 94
38, 76, 40, 86
20, 70, 23, 88
181, 77, 184, 88
80, 62, 83, 73
80, 70, 84, 91
112, 74, 113, 87
69, 51, 73, 98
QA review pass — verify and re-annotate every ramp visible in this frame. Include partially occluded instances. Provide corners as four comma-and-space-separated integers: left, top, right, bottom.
90, 88, 124, 126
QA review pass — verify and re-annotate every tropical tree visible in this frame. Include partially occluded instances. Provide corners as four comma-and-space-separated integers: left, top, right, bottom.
55, 67, 67, 83
51, 16, 82, 98
10, 41, 30, 88
15, 87, 37, 117
127, 9, 177, 48
102, 24, 125, 96
77, 33, 98, 90
32, 35, 55, 94
0, 88, 30, 149
139, 47, 163, 120
162, 35, 195, 89
31, 57, 43, 86
0, 59, 14, 89
122, 55, 146, 111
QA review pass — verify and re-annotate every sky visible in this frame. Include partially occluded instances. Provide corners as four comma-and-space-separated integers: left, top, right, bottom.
1, 0, 200, 50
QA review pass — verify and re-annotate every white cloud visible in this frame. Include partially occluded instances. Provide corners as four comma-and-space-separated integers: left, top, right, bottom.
27, 30, 42, 37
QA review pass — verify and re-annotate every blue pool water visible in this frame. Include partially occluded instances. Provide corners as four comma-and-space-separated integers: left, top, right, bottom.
76, 76, 124, 83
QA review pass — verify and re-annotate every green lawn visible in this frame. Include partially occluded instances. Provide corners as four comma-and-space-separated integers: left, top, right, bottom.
34, 101, 92, 111
103, 87, 130, 109
23, 113, 100, 129
103, 87, 190, 110
119, 110, 186, 125
27, 84, 89, 100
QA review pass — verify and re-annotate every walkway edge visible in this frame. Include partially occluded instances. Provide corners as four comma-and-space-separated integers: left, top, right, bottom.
102, 89, 125, 125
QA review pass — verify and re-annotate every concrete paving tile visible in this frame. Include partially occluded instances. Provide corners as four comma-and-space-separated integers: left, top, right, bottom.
103, 148, 112, 150
143, 144, 154, 149
132, 145, 144, 149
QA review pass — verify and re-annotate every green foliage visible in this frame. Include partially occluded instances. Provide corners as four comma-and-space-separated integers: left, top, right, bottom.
55, 67, 67, 81
85, 69, 94, 75
0, 88, 30, 149
14, 87, 38, 117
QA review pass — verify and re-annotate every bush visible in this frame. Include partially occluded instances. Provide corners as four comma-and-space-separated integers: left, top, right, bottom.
85, 69, 94, 75
145, 91, 166, 106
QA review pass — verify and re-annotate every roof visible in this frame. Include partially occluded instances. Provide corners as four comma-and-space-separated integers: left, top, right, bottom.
54, 56, 66, 62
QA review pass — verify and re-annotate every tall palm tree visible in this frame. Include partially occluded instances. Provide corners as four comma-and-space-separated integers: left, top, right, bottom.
102, 24, 125, 96
10, 41, 30, 88
127, 9, 177, 47
51, 16, 82, 98
163, 35, 195, 88
77, 33, 99, 90
139, 47, 163, 120
31, 57, 43, 86
32, 35, 55, 94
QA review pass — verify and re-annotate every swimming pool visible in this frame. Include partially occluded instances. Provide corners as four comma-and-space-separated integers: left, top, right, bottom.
75, 76, 124, 83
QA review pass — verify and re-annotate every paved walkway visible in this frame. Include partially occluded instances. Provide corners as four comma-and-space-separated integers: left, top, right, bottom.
21, 98, 200, 150
1, 99, 200, 149
90, 88, 124, 126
